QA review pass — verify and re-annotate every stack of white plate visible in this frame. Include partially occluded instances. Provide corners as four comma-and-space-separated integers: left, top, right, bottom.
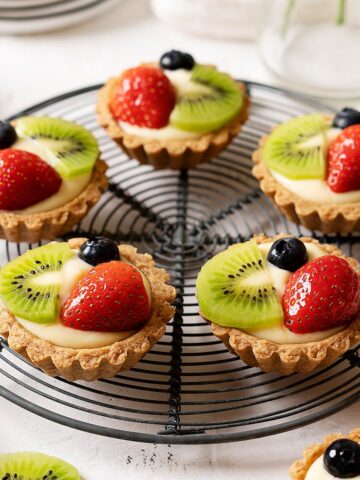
0, 0, 121, 34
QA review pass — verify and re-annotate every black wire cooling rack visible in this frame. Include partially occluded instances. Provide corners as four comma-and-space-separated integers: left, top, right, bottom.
0, 82, 359, 444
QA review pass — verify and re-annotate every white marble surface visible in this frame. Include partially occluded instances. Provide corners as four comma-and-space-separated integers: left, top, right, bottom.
0, 1, 359, 479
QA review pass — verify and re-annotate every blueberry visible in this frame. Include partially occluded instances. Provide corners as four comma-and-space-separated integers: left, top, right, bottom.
0, 121, 17, 149
79, 236, 120, 266
160, 50, 195, 71
267, 237, 308, 272
324, 439, 360, 478
333, 107, 360, 129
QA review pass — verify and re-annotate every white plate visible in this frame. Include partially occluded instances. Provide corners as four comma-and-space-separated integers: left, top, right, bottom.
0, 0, 67, 7
0, 0, 120, 34
0, 0, 103, 18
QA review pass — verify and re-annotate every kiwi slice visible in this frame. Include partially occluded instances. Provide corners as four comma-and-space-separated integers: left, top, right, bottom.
0, 243, 74, 323
263, 113, 331, 180
16, 116, 99, 179
196, 240, 283, 329
169, 65, 244, 133
0, 452, 80, 480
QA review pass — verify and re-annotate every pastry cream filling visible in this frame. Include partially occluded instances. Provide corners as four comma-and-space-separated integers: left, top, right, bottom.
271, 171, 360, 204
243, 242, 344, 344
7, 138, 91, 214
268, 127, 360, 204
16, 317, 132, 350
119, 69, 205, 141
15, 252, 152, 349
305, 454, 360, 480
119, 122, 201, 141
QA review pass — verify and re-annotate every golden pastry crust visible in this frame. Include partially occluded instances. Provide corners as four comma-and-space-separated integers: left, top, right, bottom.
253, 120, 360, 234
0, 238, 176, 381
0, 159, 108, 243
290, 428, 360, 479
206, 234, 360, 374
97, 65, 250, 169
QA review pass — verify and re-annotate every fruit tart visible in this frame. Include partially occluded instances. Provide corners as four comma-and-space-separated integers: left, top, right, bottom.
290, 428, 360, 479
0, 236, 175, 381
0, 116, 107, 243
97, 50, 249, 169
196, 234, 360, 374
253, 108, 360, 234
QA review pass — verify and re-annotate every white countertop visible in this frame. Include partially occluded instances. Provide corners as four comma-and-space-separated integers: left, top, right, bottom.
0, 1, 358, 479
0, 0, 276, 118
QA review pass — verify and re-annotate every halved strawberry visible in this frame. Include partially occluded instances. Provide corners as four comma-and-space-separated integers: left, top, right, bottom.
326, 125, 360, 193
0, 148, 62, 211
60, 261, 151, 332
110, 66, 176, 129
282, 255, 360, 334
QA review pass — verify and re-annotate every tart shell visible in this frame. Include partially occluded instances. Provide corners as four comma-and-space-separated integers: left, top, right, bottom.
290, 428, 360, 480
97, 67, 250, 170
0, 159, 108, 243
253, 128, 360, 234
0, 239, 176, 381
206, 235, 360, 375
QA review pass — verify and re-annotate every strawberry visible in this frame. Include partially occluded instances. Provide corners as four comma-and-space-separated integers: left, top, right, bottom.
0, 149, 62, 211
60, 261, 151, 332
326, 125, 360, 193
110, 66, 176, 129
282, 255, 360, 334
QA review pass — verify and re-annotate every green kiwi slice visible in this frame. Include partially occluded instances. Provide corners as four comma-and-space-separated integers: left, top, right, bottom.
196, 240, 283, 329
263, 113, 332, 180
16, 116, 99, 179
169, 65, 244, 133
0, 452, 80, 480
0, 243, 74, 323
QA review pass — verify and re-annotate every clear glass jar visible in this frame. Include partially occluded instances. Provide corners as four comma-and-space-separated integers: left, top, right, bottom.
258, 0, 360, 97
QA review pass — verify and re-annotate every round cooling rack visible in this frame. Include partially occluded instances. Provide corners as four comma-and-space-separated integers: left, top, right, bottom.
0, 82, 359, 444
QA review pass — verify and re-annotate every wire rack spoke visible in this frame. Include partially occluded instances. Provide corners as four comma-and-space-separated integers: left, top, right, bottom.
0, 82, 358, 444
107, 181, 170, 230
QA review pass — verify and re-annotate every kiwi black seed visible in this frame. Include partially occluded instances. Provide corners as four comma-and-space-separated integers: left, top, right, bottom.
170, 64, 244, 134
0, 452, 80, 480
15, 116, 99, 179
196, 240, 283, 329
0, 243, 74, 323
263, 113, 331, 180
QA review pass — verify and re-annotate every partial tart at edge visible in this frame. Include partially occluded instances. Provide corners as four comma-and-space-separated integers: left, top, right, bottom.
290, 428, 360, 480
201, 234, 360, 375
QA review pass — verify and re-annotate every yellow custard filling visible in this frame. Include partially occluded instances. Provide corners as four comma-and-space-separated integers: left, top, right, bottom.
16, 317, 133, 349
271, 171, 360, 205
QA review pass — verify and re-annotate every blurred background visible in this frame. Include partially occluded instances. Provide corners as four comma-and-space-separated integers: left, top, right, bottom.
1, 0, 360, 119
